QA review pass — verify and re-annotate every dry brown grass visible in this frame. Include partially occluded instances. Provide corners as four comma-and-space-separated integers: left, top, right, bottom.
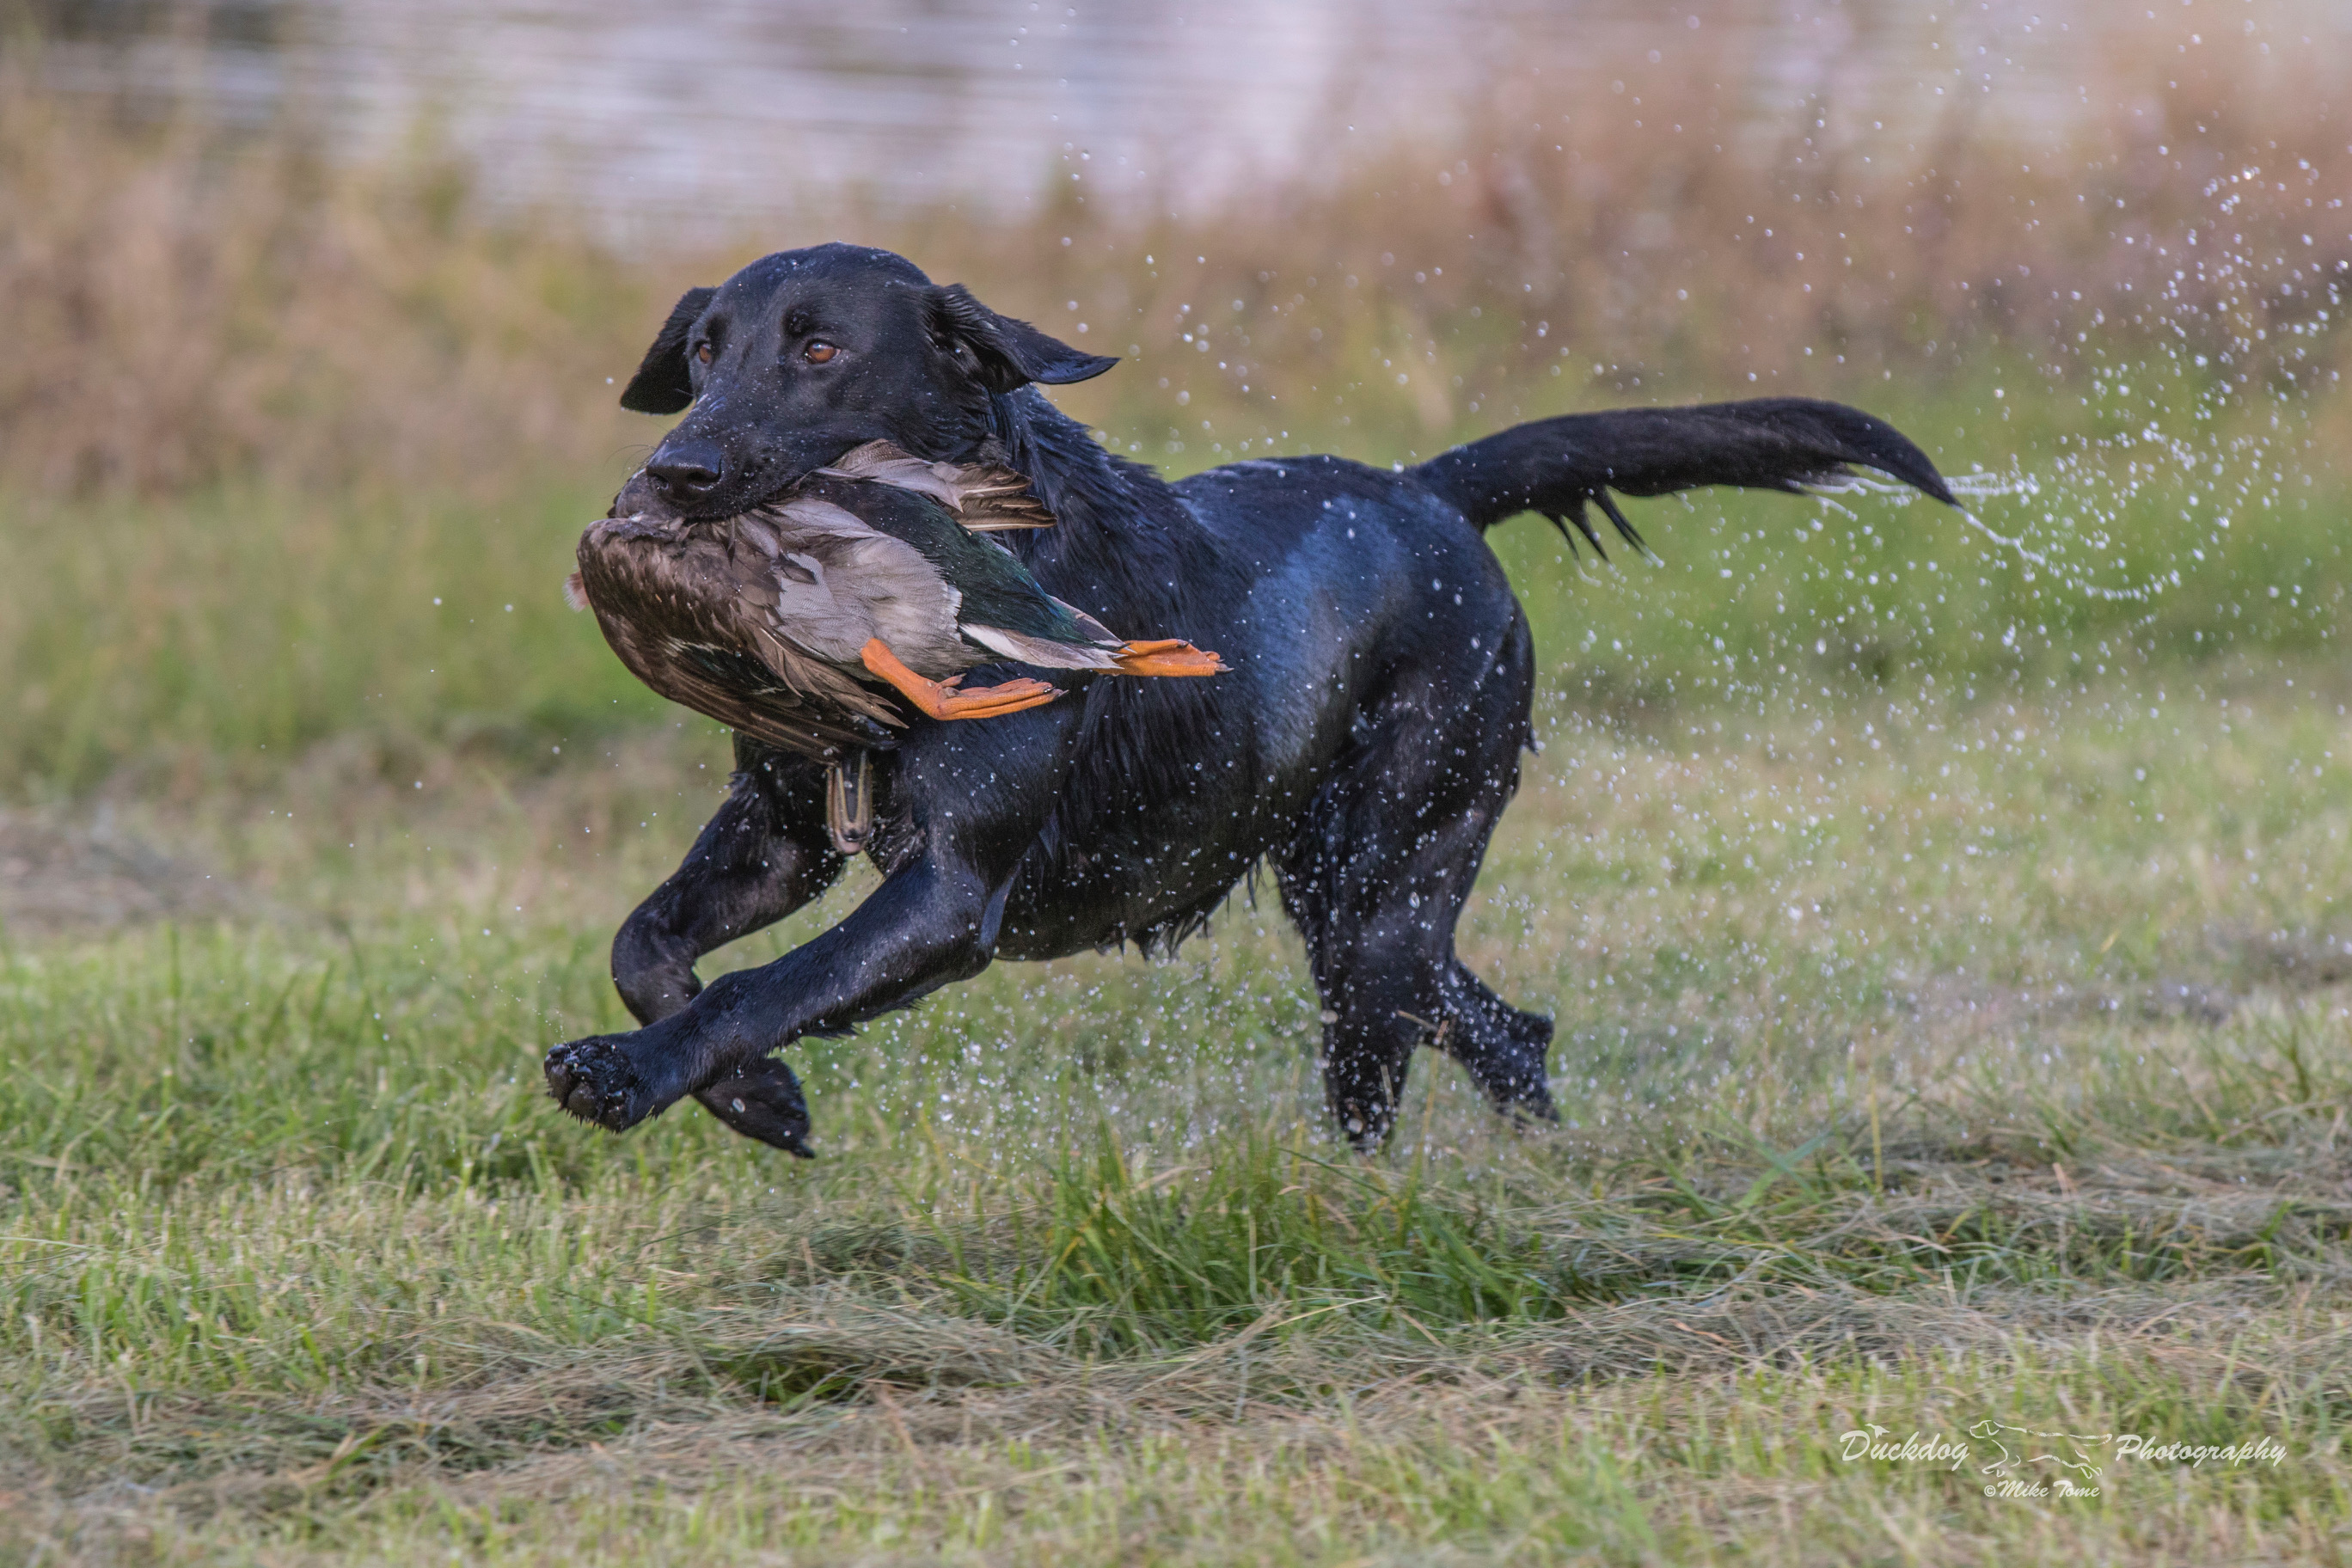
0, 67, 647, 496
3, 13, 2347, 497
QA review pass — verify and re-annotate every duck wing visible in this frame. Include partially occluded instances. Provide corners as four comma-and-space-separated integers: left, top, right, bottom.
818, 439, 1056, 531
755, 494, 977, 681
797, 479, 1226, 680
796, 475, 1066, 641
958, 601, 1222, 677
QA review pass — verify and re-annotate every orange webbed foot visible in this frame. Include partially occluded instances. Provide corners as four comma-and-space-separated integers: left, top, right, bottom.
928, 676, 1063, 719
861, 639, 1065, 721
1110, 639, 1226, 677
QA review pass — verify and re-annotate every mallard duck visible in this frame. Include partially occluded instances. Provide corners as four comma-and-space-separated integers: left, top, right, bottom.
567, 442, 1222, 847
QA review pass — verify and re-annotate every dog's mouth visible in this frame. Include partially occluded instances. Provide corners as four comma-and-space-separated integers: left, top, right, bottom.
610, 437, 994, 529
607, 469, 690, 524
603, 477, 785, 528
609, 444, 867, 526
601, 486, 781, 535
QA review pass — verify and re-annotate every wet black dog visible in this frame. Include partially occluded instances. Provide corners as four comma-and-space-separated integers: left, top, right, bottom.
543, 242, 1953, 1153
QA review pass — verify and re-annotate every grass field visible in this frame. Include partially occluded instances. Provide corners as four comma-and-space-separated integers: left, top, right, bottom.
9, 457, 2352, 1559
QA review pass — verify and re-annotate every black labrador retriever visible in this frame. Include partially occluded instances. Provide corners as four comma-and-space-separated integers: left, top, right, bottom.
543, 242, 1953, 1152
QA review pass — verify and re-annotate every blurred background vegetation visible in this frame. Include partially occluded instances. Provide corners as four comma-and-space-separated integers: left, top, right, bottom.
0, 0, 2347, 799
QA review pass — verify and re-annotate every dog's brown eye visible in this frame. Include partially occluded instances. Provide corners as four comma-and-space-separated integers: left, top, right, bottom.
695, 343, 714, 364
804, 341, 838, 364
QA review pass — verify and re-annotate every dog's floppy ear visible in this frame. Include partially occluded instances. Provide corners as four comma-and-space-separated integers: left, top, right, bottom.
926, 284, 1118, 394
619, 286, 717, 414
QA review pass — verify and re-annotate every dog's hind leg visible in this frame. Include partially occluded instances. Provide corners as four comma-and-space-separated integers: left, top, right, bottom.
1431, 959, 1557, 1120
1276, 615, 1554, 1148
609, 735, 849, 1151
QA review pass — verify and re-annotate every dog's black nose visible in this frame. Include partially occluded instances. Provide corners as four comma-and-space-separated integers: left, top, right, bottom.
646, 439, 726, 502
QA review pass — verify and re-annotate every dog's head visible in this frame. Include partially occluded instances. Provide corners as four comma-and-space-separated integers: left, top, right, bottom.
613, 243, 1116, 519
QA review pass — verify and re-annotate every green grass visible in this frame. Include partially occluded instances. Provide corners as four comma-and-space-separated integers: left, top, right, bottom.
7, 658, 2352, 1562
3, 372, 2346, 797
5, 369, 2352, 1562
0, 469, 664, 799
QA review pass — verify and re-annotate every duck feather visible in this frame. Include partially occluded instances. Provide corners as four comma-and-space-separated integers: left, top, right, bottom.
817, 439, 1057, 530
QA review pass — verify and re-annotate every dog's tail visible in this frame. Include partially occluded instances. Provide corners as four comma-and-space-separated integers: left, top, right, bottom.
1408, 396, 1956, 557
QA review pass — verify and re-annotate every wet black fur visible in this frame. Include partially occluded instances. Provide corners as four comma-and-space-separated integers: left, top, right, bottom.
546, 242, 1956, 1152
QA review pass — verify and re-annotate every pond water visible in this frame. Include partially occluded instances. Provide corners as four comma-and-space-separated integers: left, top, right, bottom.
29, 0, 2347, 242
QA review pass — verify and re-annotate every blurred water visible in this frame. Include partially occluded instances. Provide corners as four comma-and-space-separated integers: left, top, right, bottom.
28, 0, 2350, 243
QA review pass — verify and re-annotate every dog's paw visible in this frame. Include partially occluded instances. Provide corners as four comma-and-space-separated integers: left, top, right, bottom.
1499, 1091, 1563, 1133
543, 1035, 657, 1132
696, 1057, 816, 1158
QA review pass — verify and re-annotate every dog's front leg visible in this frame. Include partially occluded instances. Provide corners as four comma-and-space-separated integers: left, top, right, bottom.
613, 743, 846, 1026
544, 849, 1007, 1135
